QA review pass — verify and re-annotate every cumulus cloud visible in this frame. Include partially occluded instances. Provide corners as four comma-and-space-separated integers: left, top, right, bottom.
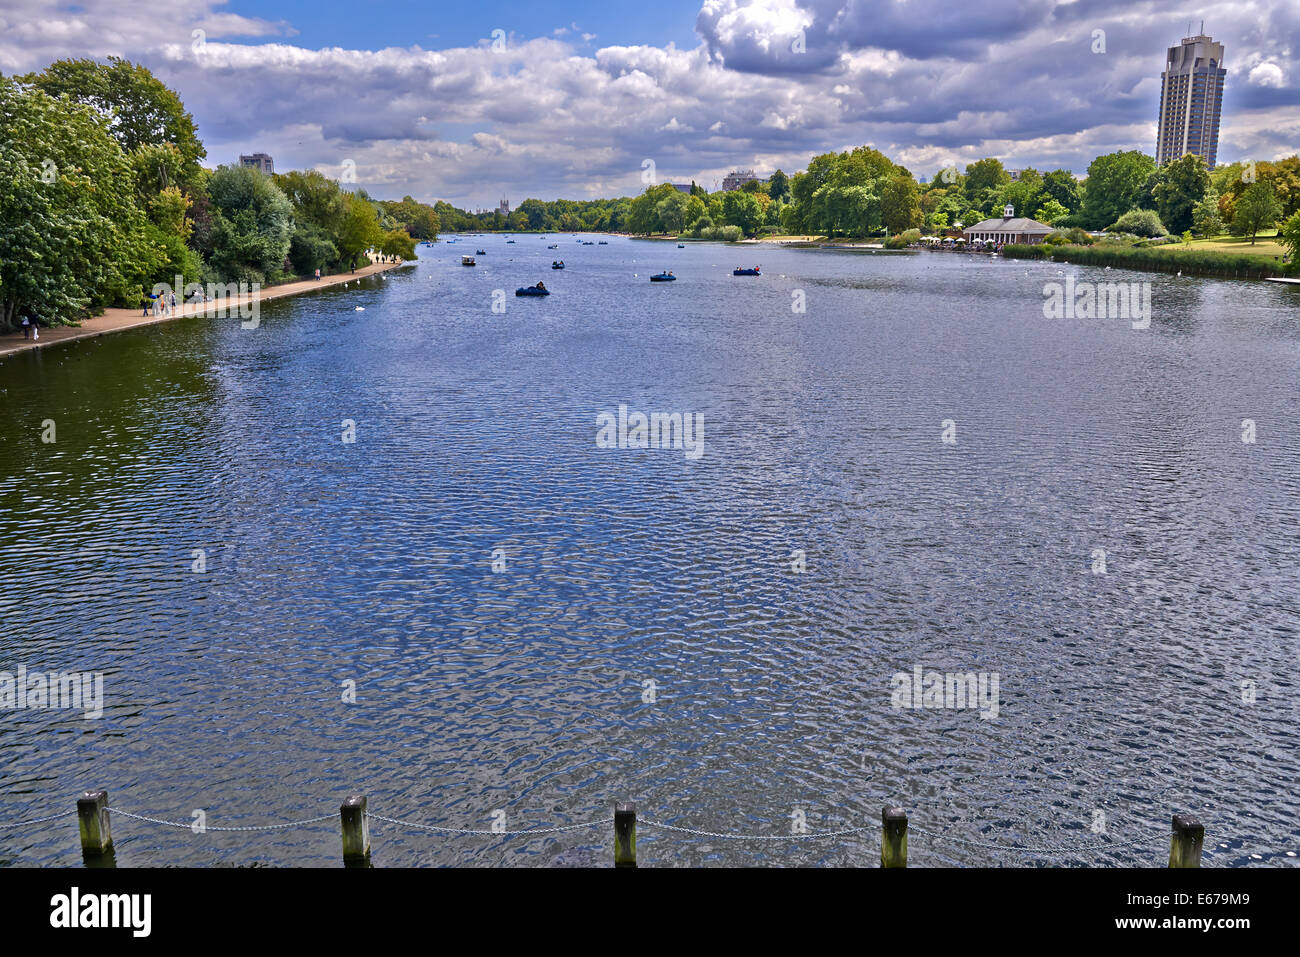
0, 0, 1295, 204
1249, 61, 1285, 88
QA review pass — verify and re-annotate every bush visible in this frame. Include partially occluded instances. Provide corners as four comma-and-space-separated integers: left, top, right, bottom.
884, 228, 921, 249
1107, 208, 1167, 238
1000, 243, 1051, 259
686, 215, 713, 236
1050, 213, 1088, 230
1046, 243, 1281, 278
681, 224, 743, 242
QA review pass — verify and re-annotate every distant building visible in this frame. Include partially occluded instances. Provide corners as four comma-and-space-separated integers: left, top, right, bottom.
498, 199, 511, 216
722, 169, 759, 191
962, 205, 1054, 245
1007, 168, 1026, 181
1156, 29, 1226, 169
671, 183, 694, 194
239, 153, 274, 175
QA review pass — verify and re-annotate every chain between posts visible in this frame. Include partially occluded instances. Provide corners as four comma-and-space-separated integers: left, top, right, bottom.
2, 794, 1219, 867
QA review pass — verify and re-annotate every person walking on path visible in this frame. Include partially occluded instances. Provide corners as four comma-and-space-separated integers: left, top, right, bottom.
169, 291, 177, 313
29, 315, 38, 340
21, 315, 30, 339
315, 268, 321, 281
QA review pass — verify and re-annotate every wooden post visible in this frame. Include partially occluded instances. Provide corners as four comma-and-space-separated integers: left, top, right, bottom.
340, 795, 370, 868
77, 790, 112, 859
614, 802, 636, 868
882, 806, 908, 868
1169, 814, 1204, 868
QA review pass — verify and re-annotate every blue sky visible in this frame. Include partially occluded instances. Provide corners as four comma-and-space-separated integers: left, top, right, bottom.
2, 1, 1297, 206
221, 0, 705, 51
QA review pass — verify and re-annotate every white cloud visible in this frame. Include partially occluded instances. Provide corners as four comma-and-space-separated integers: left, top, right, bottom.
1, 0, 1296, 204
1249, 61, 1285, 88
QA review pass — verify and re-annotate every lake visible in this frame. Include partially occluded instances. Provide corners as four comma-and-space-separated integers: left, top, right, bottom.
1, 234, 1297, 866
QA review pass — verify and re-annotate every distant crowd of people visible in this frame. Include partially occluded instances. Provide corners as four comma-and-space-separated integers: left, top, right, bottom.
141, 290, 180, 316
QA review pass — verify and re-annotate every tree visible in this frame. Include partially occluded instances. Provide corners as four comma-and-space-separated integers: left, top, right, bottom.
374, 195, 439, 240
721, 190, 763, 236
769, 169, 791, 201
288, 224, 338, 276
655, 191, 691, 234
517, 198, 548, 231
0, 75, 148, 329
880, 174, 922, 234
1259, 156, 1300, 218
1034, 199, 1069, 225
1108, 208, 1167, 238
1152, 154, 1211, 234
840, 186, 881, 236
336, 192, 384, 270
1041, 169, 1080, 213
626, 183, 677, 235
1230, 181, 1282, 244
998, 168, 1046, 220
1081, 151, 1157, 230
964, 158, 1009, 199
276, 169, 346, 234
129, 142, 193, 201
1214, 156, 1300, 221
201, 164, 294, 281
1191, 189, 1224, 237
1278, 209, 1300, 268
379, 228, 416, 260
25, 58, 206, 170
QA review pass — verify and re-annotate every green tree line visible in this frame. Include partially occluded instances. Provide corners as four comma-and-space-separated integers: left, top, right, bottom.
610, 147, 1298, 246
1, 59, 433, 330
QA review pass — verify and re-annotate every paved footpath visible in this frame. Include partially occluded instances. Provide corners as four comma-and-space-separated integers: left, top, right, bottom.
0, 260, 403, 359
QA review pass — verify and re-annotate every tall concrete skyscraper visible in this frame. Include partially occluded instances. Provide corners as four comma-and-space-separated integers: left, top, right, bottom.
1156, 29, 1226, 169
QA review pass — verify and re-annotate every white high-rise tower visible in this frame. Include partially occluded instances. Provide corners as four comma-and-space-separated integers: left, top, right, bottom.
1156, 27, 1226, 169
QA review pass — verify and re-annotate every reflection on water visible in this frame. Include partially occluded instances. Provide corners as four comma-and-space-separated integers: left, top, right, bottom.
1, 236, 1298, 866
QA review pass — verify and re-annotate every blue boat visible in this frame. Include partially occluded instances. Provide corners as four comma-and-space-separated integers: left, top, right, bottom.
516, 284, 550, 296
650, 272, 676, 282
733, 267, 761, 276
551, 261, 565, 269
476, 249, 486, 255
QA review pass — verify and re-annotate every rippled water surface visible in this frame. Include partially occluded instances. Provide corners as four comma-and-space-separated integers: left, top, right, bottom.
2, 235, 1298, 867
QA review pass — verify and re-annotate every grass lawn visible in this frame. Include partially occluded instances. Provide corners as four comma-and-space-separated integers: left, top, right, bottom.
1158, 232, 1286, 257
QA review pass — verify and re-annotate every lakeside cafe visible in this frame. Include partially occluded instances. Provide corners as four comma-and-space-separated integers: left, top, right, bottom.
962, 205, 1054, 246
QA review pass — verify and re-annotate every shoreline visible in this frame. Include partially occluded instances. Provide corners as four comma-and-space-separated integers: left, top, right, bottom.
0, 260, 405, 360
